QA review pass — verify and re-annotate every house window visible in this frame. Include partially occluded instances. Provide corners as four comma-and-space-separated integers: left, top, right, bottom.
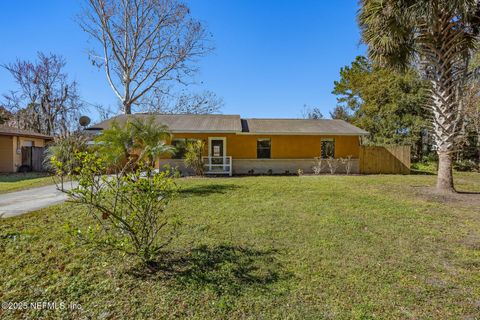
321, 138, 335, 159
171, 139, 197, 159
257, 139, 271, 159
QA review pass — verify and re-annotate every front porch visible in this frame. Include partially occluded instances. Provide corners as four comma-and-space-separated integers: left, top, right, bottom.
203, 156, 233, 176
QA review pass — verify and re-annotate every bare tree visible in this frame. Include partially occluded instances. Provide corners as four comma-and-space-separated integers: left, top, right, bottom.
2, 53, 82, 137
301, 104, 324, 119
94, 104, 117, 121
79, 0, 211, 114
141, 89, 223, 114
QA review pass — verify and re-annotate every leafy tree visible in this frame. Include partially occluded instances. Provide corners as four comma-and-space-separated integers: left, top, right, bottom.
358, 0, 480, 192
0, 106, 12, 124
462, 81, 480, 168
332, 56, 429, 158
329, 105, 351, 121
184, 140, 206, 176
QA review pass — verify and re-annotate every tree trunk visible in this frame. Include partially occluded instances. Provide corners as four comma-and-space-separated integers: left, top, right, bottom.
477, 133, 480, 169
123, 100, 132, 114
436, 151, 455, 192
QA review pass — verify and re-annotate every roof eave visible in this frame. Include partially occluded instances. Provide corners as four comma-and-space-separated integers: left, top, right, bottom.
236, 132, 369, 136
0, 132, 54, 139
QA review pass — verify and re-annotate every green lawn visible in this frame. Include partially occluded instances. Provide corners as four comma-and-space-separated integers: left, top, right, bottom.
1, 173, 479, 319
0, 173, 54, 194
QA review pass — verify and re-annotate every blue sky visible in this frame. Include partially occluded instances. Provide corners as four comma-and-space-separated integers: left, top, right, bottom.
0, 0, 365, 120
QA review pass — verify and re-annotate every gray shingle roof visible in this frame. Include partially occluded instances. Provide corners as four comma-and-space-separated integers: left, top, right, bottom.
242, 119, 368, 135
89, 114, 368, 136
89, 114, 243, 133
0, 125, 53, 139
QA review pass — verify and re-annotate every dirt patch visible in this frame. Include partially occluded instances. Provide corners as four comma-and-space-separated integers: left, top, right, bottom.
414, 187, 480, 208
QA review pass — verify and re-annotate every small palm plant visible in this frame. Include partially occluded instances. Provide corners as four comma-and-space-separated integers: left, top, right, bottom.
184, 140, 206, 176
95, 117, 174, 172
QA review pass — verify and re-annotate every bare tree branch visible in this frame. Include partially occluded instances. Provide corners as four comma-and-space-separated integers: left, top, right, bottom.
78, 0, 212, 114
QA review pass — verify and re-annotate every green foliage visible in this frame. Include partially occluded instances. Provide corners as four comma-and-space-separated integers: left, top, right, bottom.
454, 159, 479, 172
332, 56, 429, 149
358, 0, 479, 69
45, 133, 89, 189
95, 116, 173, 171
184, 140, 206, 176
45, 133, 88, 175
47, 117, 180, 266
65, 152, 179, 264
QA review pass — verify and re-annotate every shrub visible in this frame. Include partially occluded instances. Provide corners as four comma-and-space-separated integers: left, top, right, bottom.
312, 157, 325, 175
339, 155, 354, 175
60, 152, 179, 266
326, 157, 339, 174
184, 140, 206, 176
45, 132, 89, 190
48, 118, 180, 267
297, 168, 304, 176
454, 159, 478, 172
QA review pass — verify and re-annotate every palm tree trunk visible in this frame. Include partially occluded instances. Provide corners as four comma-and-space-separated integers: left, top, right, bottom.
436, 151, 454, 192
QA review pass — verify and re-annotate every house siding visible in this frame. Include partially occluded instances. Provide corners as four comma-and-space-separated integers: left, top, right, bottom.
0, 136, 48, 172
0, 136, 14, 172
13, 137, 47, 171
161, 133, 361, 159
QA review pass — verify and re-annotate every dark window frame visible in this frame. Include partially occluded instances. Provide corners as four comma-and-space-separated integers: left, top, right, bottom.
321, 138, 335, 159
257, 138, 271, 159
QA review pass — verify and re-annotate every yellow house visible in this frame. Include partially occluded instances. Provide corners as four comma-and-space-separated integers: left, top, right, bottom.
89, 114, 369, 175
0, 126, 53, 173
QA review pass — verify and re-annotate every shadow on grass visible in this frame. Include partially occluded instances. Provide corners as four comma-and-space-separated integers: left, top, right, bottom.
457, 191, 480, 195
179, 184, 240, 197
410, 169, 436, 175
128, 244, 289, 296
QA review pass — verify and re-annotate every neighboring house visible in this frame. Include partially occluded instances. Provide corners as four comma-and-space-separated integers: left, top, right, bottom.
88, 114, 369, 175
0, 126, 53, 173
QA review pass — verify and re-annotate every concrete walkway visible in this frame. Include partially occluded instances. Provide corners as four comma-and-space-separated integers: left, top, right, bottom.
0, 182, 77, 218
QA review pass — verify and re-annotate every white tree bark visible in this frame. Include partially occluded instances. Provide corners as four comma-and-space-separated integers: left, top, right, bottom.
79, 0, 211, 114
418, 11, 471, 192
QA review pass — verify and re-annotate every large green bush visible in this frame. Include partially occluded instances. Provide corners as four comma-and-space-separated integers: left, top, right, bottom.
49, 117, 180, 266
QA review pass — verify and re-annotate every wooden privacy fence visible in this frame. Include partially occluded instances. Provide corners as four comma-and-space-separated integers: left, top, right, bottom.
21, 146, 47, 171
359, 145, 411, 174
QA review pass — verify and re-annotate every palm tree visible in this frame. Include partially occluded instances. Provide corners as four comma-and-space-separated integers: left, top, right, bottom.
358, 0, 480, 192
129, 117, 174, 167
95, 116, 174, 172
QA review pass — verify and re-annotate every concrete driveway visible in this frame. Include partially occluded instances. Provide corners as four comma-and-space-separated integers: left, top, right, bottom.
0, 182, 77, 218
